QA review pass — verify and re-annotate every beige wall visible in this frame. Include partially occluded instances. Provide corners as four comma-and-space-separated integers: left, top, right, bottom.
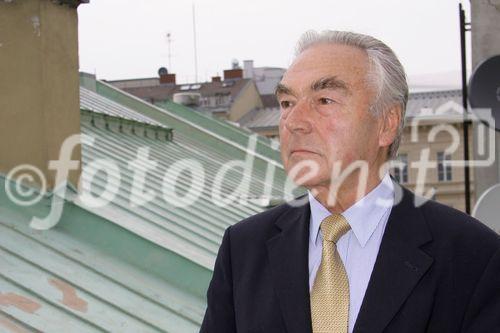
395, 121, 475, 212
0, 0, 82, 189
229, 82, 263, 122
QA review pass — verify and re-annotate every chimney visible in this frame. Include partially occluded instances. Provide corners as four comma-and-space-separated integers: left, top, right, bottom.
158, 67, 176, 84
223, 69, 243, 81
243, 60, 254, 79
159, 73, 176, 84
212, 76, 221, 83
0, 0, 86, 190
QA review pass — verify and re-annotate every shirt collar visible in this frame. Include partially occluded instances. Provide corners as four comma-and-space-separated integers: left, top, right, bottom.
309, 172, 395, 248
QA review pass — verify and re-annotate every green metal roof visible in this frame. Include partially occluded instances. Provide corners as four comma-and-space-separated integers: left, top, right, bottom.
78, 80, 292, 269
78, 109, 288, 269
0, 74, 299, 332
81, 73, 283, 165
1, 176, 207, 332
80, 87, 170, 129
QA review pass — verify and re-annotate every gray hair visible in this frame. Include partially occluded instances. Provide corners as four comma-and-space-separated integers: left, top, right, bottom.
295, 30, 409, 160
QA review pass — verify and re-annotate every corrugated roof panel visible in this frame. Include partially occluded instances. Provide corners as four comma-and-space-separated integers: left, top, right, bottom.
80, 87, 169, 129
1, 76, 295, 332
85, 78, 283, 164
0, 186, 206, 332
75, 78, 295, 271
79, 115, 291, 269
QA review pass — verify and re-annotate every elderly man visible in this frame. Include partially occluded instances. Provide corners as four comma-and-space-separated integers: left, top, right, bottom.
200, 31, 500, 333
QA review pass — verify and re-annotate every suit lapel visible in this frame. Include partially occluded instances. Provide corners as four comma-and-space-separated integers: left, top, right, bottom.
353, 183, 434, 333
266, 200, 312, 333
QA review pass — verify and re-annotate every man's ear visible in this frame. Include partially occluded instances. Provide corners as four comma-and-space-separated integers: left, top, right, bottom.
378, 105, 401, 148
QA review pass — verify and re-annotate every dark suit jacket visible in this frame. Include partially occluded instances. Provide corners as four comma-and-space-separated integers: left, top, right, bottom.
200, 183, 500, 333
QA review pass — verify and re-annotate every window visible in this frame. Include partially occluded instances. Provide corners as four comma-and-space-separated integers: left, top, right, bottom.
437, 152, 452, 181
222, 80, 235, 88
214, 93, 230, 106
393, 153, 408, 183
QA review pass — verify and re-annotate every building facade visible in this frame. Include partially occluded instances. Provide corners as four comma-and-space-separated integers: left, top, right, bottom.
109, 67, 263, 122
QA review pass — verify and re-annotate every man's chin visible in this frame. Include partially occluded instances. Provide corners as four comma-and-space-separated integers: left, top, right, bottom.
288, 175, 325, 189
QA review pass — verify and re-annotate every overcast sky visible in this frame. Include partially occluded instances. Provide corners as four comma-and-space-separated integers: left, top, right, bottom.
78, 0, 470, 84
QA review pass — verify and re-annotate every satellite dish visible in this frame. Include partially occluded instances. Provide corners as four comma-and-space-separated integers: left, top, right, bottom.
158, 67, 168, 76
472, 183, 500, 234
468, 55, 500, 131
231, 59, 240, 69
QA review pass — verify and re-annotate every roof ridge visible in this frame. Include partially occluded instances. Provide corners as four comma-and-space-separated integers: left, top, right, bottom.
80, 109, 174, 142
96, 80, 283, 167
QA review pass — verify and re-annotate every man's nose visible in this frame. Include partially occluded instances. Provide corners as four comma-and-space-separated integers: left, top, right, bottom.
284, 99, 312, 133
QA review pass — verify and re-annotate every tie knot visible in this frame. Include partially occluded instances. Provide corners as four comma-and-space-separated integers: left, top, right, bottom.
321, 214, 351, 243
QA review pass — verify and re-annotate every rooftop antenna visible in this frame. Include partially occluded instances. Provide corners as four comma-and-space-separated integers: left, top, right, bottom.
192, 3, 199, 82
166, 32, 172, 70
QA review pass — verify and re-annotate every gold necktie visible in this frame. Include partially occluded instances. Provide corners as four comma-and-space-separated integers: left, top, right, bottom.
310, 214, 351, 333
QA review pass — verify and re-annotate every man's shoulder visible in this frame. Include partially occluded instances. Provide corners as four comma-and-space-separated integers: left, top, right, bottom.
219, 200, 305, 258
231, 200, 301, 233
416, 195, 499, 252
227, 198, 307, 246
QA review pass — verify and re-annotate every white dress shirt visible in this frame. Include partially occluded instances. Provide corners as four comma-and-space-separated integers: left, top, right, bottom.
308, 172, 395, 333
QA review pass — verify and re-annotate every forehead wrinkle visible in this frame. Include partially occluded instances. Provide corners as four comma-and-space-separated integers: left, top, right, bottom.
310, 76, 351, 95
276, 73, 354, 98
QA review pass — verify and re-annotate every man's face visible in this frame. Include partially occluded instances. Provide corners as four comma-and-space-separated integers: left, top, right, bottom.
277, 43, 384, 189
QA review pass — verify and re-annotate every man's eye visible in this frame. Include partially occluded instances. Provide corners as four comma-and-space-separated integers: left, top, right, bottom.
318, 97, 335, 105
280, 100, 292, 109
